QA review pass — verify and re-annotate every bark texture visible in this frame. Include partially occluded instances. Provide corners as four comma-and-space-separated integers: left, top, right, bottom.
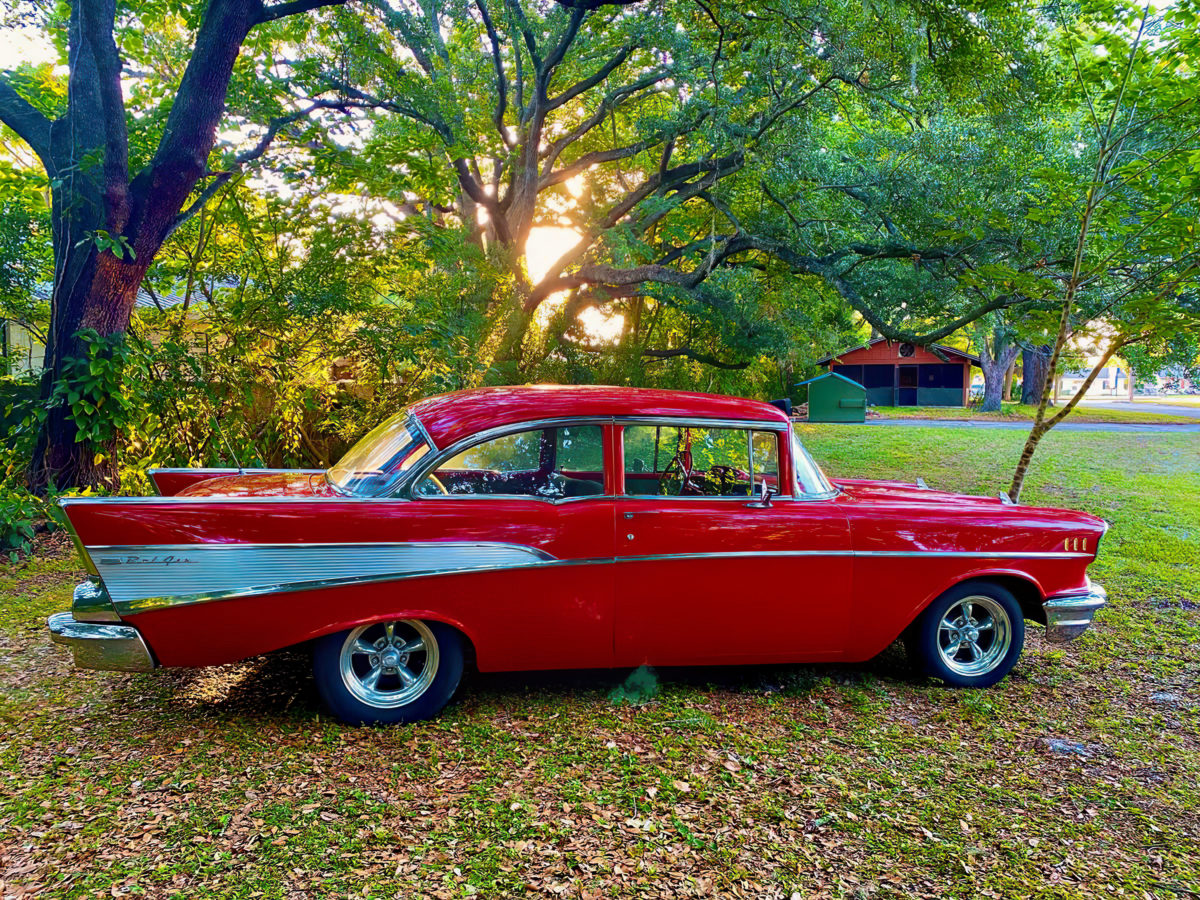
976, 328, 1019, 413
1020, 344, 1053, 406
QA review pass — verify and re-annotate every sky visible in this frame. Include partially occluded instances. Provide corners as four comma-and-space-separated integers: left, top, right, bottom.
0, 25, 56, 69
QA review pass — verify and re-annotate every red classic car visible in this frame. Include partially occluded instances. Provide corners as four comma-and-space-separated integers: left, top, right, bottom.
49, 385, 1108, 723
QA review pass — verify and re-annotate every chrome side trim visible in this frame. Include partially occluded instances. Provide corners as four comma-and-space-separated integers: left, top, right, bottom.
613, 550, 1093, 562
89, 541, 1099, 617
72, 578, 120, 623
146, 467, 326, 475
48, 612, 156, 672
88, 541, 558, 615
411, 493, 618, 505
848, 550, 1092, 559
613, 415, 789, 432
1044, 580, 1107, 642
61, 495, 408, 506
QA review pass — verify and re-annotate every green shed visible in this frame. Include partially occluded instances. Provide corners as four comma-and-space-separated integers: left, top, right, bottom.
796, 372, 867, 423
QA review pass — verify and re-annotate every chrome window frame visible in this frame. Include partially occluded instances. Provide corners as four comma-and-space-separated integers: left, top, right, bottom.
327, 413, 435, 499
613, 416, 840, 502
617, 418, 781, 501
402, 416, 614, 503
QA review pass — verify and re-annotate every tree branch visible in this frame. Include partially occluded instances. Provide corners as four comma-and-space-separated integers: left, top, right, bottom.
0, 76, 52, 164
568, 340, 749, 370
540, 69, 673, 172
540, 5, 587, 93
546, 43, 635, 111
164, 98, 369, 241
475, 0, 514, 148
257, 0, 347, 24
642, 346, 749, 370
539, 141, 651, 189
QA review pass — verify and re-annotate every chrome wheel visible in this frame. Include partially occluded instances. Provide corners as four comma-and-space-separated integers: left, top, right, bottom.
936, 595, 1012, 677
338, 619, 439, 709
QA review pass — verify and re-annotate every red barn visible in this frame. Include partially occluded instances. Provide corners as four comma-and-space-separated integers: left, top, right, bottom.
816, 338, 979, 407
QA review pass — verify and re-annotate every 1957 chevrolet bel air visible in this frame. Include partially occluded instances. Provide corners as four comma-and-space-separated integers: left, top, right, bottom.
48, 385, 1108, 723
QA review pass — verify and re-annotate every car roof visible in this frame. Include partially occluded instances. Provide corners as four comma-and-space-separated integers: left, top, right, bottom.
409, 385, 790, 449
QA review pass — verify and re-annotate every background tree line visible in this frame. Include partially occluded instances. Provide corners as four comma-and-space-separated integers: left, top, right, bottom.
0, 0, 1197, 522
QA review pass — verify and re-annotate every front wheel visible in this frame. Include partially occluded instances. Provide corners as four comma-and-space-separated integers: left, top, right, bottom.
907, 582, 1024, 688
313, 619, 464, 724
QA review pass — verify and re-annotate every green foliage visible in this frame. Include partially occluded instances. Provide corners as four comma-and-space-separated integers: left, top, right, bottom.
79, 229, 136, 260
0, 482, 43, 561
1, 0, 1197, 499
44, 330, 141, 454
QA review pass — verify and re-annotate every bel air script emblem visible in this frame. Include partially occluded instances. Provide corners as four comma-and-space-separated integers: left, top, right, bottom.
98, 554, 194, 567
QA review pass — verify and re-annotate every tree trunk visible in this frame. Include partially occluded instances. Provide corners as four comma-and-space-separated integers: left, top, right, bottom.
1021, 344, 1053, 406
11, 0, 266, 493
979, 358, 1005, 412
1002, 359, 1016, 401
978, 342, 1018, 413
29, 233, 151, 492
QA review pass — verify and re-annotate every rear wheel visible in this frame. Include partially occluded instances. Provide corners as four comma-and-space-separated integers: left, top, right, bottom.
907, 582, 1024, 688
313, 619, 464, 724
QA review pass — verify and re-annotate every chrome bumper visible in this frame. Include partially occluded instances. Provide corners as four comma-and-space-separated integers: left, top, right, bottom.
1043, 581, 1107, 643
48, 612, 156, 672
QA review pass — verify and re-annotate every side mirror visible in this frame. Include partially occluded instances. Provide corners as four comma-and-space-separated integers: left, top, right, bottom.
747, 480, 778, 508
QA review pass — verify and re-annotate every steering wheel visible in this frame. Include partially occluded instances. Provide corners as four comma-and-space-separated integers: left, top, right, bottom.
660, 449, 706, 495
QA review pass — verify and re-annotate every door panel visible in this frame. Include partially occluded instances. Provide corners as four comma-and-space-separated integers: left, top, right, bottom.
612, 497, 852, 666
400, 496, 617, 670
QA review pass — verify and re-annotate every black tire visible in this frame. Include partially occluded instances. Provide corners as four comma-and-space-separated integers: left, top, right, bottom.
313, 619, 464, 725
906, 581, 1024, 688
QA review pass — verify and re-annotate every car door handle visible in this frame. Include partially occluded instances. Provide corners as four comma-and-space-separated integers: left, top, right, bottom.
622, 510, 662, 518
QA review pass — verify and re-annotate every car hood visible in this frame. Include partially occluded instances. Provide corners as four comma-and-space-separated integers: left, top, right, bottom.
177, 471, 334, 498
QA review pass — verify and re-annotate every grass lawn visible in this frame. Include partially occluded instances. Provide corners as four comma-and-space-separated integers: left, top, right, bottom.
1131, 396, 1200, 408
871, 403, 1197, 424
2, 428, 1198, 898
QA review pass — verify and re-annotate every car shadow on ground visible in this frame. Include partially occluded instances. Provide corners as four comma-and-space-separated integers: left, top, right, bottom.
137, 641, 920, 723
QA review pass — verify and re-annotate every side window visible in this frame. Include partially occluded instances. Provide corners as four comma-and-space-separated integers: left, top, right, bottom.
751, 431, 780, 489
556, 424, 604, 473
444, 430, 543, 473
414, 425, 605, 499
623, 425, 779, 497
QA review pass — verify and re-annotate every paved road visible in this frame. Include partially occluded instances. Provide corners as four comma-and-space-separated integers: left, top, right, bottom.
1077, 400, 1200, 419
860, 418, 1200, 433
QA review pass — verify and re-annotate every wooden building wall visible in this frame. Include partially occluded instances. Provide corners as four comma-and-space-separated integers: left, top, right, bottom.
826, 343, 973, 407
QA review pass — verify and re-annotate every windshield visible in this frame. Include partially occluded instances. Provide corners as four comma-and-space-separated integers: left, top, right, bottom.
327, 413, 430, 497
790, 426, 835, 496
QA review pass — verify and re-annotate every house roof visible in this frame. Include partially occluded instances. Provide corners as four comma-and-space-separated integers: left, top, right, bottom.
816, 337, 981, 366
410, 384, 789, 449
32, 280, 241, 310
793, 372, 864, 389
